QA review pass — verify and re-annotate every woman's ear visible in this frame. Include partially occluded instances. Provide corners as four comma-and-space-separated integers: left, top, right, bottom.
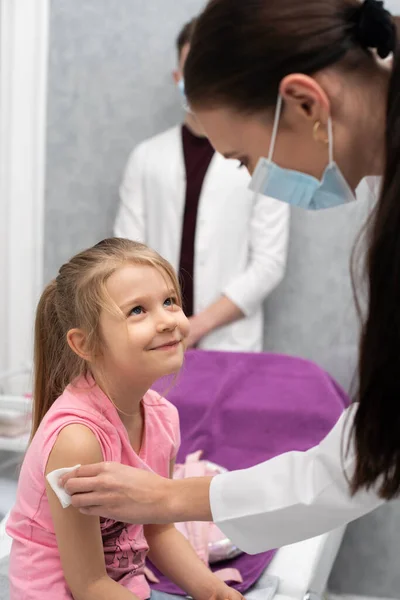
279, 73, 330, 125
172, 69, 181, 85
67, 328, 91, 361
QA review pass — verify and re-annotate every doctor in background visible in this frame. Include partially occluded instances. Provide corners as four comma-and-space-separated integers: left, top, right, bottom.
63, 0, 398, 553
114, 18, 289, 352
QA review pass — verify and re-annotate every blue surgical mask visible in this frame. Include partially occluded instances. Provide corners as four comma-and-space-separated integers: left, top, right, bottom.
177, 78, 191, 113
177, 78, 185, 98
249, 95, 356, 210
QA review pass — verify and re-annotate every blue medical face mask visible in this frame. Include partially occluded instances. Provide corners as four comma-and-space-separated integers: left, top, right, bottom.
249, 95, 356, 210
177, 78, 185, 98
177, 78, 191, 113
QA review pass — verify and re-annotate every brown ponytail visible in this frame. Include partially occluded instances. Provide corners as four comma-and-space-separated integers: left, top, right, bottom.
352, 33, 400, 499
32, 280, 82, 438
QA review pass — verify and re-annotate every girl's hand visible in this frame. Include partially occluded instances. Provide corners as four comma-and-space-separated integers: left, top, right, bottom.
204, 583, 245, 600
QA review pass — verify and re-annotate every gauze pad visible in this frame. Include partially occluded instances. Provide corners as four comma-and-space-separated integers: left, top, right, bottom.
46, 464, 81, 509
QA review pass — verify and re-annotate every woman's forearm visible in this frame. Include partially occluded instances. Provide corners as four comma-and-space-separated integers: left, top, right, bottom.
165, 476, 213, 523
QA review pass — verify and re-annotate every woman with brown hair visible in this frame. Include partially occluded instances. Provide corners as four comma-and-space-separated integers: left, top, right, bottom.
62, 0, 400, 553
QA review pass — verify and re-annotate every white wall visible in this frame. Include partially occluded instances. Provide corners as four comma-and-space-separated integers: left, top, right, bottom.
0, 0, 49, 392
385, 0, 400, 14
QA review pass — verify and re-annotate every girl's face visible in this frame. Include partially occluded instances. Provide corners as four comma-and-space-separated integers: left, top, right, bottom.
97, 263, 189, 387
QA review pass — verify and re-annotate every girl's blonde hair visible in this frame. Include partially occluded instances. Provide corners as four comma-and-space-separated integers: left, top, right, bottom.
32, 238, 181, 438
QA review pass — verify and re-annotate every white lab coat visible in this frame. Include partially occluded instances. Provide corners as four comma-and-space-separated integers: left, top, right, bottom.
207, 177, 385, 553
114, 126, 289, 352
210, 403, 385, 554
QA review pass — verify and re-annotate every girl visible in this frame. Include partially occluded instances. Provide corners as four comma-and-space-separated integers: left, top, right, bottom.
6, 238, 243, 600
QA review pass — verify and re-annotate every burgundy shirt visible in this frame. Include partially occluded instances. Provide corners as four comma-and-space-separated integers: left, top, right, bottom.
179, 124, 215, 317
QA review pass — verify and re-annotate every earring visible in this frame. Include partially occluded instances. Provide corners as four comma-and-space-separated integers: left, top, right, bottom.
313, 121, 329, 144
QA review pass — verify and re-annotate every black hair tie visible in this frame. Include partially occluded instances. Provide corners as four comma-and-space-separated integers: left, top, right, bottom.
353, 0, 397, 59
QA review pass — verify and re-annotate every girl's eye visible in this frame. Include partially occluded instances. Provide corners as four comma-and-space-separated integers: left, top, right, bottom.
164, 297, 176, 307
130, 306, 143, 316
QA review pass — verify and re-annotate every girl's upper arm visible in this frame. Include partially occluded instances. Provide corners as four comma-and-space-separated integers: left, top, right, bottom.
45, 424, 108, 597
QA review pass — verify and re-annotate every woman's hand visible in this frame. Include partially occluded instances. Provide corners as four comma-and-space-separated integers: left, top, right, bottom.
186, 314, 209, 348
185, 297, 244, 347
61, 462, 171, 523
61, 461, 213, 523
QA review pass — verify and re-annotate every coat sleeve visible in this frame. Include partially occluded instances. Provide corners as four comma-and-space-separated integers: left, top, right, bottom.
210, 404, 385, 553
223, 194, 290, 316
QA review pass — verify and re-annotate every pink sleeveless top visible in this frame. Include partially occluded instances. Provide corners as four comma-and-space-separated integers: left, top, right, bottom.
6, 375, 180, 600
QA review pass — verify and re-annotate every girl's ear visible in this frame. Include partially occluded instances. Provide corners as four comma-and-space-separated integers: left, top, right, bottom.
67, 329, 92, 361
